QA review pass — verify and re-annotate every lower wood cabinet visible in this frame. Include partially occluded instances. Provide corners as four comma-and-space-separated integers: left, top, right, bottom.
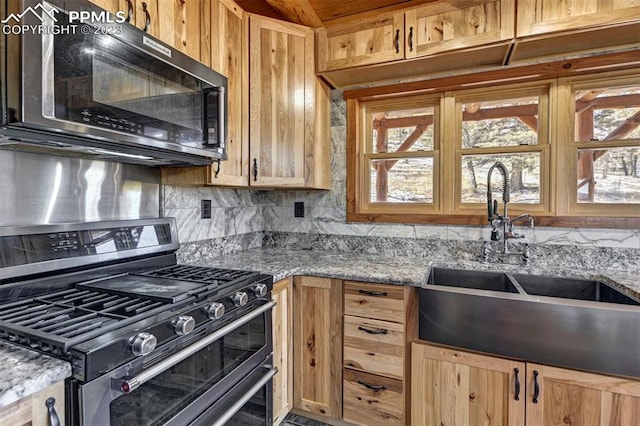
343, 368, 404, 425
272, 278, 293, 425
412, 342, 640, 426
292, 276, 343, 419
0, 381, 65, 426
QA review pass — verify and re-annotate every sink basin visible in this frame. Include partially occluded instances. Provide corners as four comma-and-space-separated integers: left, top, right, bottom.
420, 266, 640, 378
512, 274, 640, 306
427, 267, 520, 293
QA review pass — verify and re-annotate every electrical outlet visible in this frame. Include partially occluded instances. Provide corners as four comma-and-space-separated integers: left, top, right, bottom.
294, 202, 305, 218
201, 200, 212, 219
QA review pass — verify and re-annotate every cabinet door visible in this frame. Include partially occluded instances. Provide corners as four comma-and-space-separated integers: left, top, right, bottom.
134, 0, 159, 38
293, 276, 343, 419
249, 16, 314, 187
316, 12, 404, 71
526, 363, 640, 426
0, 381, 65, 426
210, 0, 249, 186
272, 278, 293, 424
411, 343, 525, 426
516, 0, 640, 38
405, 0, 515, 59
156, 0, 202, 59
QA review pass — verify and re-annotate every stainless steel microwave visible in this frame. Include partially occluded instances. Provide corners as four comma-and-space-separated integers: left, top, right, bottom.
0, 0, 227, 166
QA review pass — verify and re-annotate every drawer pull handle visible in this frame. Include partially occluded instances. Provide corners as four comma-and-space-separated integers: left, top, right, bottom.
393, 29, 400, 53
532, 370, 540, 404
358, 289, 387, 297
514, 368, 520, 401
358, 380, 386, 392
358, 326, 388, 335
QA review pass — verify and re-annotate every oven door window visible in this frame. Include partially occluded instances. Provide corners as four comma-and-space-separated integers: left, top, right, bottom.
108, 315, 266, 426
50, 14, 220, 148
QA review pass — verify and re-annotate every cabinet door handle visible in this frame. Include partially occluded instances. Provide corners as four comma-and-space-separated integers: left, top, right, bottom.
253, 158, 258, 181
214, 159, 221, 178
514, 368, 520, 401
358, 289, 387, 297
532, 370, 540, 404
124, 0, 133, 22
394, 29, 400, 54
358, 380, 386, 392
358, 326, 388, 335
142, 2, 151, 32
45, 397, 61, 426
408, 26, 414, 52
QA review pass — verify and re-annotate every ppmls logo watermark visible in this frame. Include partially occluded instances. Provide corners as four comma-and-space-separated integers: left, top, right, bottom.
2, 2, 126, 35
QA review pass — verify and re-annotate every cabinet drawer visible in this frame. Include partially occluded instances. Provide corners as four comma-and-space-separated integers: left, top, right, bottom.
344, 282, 404, 322
343, 368, 404, 425
343, 315, 404, 379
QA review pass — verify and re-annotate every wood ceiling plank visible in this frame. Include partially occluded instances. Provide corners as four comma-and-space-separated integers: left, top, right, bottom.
311, 0, 410, 22
264, 0, 324, 27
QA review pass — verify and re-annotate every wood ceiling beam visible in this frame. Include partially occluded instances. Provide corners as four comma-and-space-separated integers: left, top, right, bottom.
264, 0, 323, 27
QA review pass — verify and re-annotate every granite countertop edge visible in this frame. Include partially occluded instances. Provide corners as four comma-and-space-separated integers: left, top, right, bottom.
0, 341, 72, 409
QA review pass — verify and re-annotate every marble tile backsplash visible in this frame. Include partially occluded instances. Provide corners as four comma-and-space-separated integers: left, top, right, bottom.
164, 89, 640, 272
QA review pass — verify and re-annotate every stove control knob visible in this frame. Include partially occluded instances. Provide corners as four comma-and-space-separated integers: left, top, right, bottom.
130, 332, 157, 356
174, 315, 196, 336
205, 302, 225, 320
252, 283, 268, 298
232, 291, 249, 307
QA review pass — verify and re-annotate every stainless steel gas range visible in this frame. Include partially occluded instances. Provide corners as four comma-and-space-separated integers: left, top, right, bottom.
0, 218, 275, 425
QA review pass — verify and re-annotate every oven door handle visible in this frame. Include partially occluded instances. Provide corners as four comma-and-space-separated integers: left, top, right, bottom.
118, 300, 275, 394
212, 366, 278, 426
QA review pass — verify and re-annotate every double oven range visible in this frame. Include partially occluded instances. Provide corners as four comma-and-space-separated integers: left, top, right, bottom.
0, 218, 274, 425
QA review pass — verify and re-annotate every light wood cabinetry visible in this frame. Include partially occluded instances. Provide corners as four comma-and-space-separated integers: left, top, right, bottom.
526, 363, 640, 426
510, 0, 640, 63
87, 0, 206, 61
318, 0, 514, 72
412, 342, 525, 426
162, 11, 331, 189
342, 281, 417, 426
249, 15, 330, 188
272, 278, 293, 425
0, 381, 65, 426
412, 342, 640, 426
292, 276, 343, 420
316, 12, 404, 71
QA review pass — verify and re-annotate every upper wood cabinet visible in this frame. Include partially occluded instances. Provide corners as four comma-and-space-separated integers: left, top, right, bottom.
516, 0, 640, 38
404, 0, 515, 59
317, 0, 515, 73
510, 0, 640, 63
249, 15, 330, 188
88, 0, 205, 61
316, 12, 405, 71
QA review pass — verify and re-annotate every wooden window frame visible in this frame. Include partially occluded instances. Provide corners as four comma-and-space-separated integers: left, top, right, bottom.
357, 95, 442, 215
345, 53, 640, 228
557, 70, 640, 217
449, 83, 554, 217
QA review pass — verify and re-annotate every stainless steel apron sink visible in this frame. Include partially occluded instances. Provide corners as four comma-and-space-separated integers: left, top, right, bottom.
420, 267, 640, 378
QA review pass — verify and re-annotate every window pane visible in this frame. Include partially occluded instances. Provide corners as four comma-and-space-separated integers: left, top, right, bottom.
577, 147, 640, 203
370, 157, 433, 203
461, 153, 541, 203
461, 97, 539, 148
372, 106, 435, 153
574, 85, 640, 142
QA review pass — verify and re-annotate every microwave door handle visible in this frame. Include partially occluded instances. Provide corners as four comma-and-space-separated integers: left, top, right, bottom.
212, 366, 278, 426
217, 86, 225, 151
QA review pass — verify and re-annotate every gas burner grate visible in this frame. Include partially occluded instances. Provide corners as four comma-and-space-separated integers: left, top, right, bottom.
135, 265, 257, 285
0, 287, 168, 353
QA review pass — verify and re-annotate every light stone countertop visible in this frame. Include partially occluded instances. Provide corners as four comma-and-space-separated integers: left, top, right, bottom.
189, 247, 640, 299
0, 341, 72, 408
1, 248, 637, 408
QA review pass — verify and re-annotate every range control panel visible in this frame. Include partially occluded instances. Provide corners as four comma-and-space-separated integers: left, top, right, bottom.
0, 223, 174, 268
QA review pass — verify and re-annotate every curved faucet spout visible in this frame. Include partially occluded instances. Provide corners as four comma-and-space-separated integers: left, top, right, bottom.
487, 161, 510, 220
